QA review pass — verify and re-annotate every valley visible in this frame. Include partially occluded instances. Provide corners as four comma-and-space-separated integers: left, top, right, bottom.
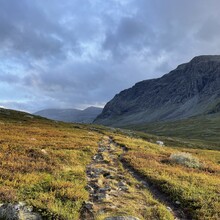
1, 1, 220, 219
34, 107, 103, 124
0, 108, 219, 219
124, 113, 220, 150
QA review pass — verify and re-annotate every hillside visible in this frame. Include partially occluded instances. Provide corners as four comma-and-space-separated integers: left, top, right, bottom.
124, 113, 220, 149
0, 108, 220, 219
0, 108, 102, 219
95, 55, 220, 127
34, 106, 102, 123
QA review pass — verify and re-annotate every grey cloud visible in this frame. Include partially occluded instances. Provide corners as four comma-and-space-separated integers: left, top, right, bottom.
103, 16, 153, 59
0, 73, 21, 84
1, 0, 220, 112
196, 18, 220, 42
0, 0, 79, 59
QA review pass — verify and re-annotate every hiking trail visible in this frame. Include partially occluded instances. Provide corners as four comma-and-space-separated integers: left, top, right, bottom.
81, 136, 188, 220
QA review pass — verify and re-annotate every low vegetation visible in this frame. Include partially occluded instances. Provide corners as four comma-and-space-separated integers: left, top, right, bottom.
124, 113, 220, 150
0, 108, 219, 219
0, 108, 102, 219
169, 152, 201, 168
112, 134, 220, 219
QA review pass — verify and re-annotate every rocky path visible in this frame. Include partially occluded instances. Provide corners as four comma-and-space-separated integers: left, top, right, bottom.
81, 136, 187, 220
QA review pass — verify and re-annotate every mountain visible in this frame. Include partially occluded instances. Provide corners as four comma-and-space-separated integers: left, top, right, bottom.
95, 55, 220, 126
34, 106, 102, 123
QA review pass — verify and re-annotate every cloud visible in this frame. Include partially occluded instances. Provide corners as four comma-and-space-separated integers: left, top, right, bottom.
103, 16, 153, 59
0, 72, 21, 84
0, 0, 80, 59
0, 0, 220, 112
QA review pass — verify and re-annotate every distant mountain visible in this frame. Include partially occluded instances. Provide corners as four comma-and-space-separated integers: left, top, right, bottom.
95, 55, 220, 126
34, 106, 103, 123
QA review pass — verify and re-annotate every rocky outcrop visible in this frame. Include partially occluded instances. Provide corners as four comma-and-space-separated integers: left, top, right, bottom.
95, 55, 220, 126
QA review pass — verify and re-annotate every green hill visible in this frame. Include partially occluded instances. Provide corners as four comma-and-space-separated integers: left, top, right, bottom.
124, 113, 220, 150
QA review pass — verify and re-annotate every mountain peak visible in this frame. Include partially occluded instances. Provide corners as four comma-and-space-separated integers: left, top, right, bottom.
35, 106, 103, 123
177, 55, 220, 70
190, 55, 220, 63
84, 106, 102, 111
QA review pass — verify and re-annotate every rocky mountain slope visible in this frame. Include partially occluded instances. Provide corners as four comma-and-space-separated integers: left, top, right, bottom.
95, 55, 220, 126
35, 106, 102, 123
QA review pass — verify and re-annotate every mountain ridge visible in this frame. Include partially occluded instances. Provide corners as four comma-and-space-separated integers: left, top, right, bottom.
35, 106, 103, 123
95, 55, 220, 126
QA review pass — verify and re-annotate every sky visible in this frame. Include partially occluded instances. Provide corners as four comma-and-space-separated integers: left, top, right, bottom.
1, 0, 220, 112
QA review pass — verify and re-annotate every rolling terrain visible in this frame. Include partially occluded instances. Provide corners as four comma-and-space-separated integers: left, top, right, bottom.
0, 107, 219, 219
0, 108, 101, 219
124, 113, 220, 149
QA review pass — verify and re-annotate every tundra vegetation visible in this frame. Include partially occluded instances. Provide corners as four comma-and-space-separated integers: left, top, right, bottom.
0, 108, 219, 219
113, 134, 220, 220
0, 108, 101, 219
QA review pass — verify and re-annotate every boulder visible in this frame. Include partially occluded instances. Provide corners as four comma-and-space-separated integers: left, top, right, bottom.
0, 203, 42, 220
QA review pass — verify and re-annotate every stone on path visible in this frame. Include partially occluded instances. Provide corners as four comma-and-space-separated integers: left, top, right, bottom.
105, 216, 140, 220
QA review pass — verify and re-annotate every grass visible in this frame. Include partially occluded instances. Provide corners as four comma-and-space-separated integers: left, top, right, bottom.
123, 113, 220, 150
0, 108, 102, 219
112, 134, 220, 219
0, 107, 220, 219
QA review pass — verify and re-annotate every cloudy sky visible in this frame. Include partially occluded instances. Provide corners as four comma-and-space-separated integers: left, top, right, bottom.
1, 0, 220, 112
